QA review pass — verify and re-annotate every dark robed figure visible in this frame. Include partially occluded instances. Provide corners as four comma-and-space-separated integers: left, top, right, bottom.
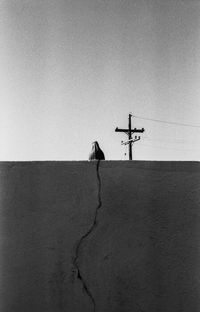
89, 141, 105, 160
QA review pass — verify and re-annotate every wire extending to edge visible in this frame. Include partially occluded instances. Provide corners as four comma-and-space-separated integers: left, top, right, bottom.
133, 114, 200, 129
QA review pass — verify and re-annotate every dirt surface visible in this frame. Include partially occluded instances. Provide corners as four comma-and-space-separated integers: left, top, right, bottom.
0, 161, 200, 312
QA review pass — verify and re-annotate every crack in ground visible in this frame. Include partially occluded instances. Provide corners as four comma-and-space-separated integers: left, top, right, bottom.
73, 160, 102, 312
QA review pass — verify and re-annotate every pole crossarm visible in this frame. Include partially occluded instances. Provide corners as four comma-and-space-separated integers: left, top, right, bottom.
121, 137, 141, 145
115, 127, 144, 133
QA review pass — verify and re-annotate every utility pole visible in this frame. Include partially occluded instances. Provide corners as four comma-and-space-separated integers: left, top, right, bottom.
115, 114, 145, 160
128, 114, 132, 160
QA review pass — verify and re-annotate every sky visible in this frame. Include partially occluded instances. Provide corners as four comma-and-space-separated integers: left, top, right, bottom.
0, 0, 200, 161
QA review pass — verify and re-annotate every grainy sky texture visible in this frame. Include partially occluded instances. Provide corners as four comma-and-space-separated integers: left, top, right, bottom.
0, 0, 200, 160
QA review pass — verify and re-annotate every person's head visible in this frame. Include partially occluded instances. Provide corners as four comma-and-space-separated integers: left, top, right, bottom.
92, 141, 99, 149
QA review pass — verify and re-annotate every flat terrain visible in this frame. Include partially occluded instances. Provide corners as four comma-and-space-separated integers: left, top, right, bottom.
0, 161, 200, 312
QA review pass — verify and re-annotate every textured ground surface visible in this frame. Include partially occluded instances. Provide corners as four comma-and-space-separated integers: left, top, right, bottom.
0, 161, 200, 312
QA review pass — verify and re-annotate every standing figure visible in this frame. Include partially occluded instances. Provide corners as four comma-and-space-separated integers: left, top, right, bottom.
89, 141, 105, 160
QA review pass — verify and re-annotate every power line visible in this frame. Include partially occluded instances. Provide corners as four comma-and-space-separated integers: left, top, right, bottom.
143, 136, 200, 145
133, 114, 200, 129
139, 142, 200, 152
135, 135, 200, 151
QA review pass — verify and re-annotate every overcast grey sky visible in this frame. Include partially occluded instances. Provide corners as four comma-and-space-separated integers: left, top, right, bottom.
0, 0, 200, 160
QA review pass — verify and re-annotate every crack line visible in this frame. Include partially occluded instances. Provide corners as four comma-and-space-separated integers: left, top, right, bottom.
73, 160, 102, 312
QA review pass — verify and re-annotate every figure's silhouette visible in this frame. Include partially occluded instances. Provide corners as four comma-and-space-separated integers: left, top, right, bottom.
89, 141, 105, 160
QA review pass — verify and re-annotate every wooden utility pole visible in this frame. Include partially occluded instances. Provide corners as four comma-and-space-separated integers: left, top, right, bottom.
115, 114, 145, 160
128, 114, 132, 160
